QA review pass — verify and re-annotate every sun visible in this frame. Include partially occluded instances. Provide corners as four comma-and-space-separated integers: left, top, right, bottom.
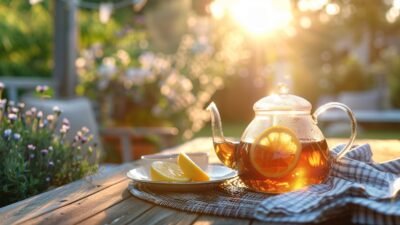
210, 0, 293, 36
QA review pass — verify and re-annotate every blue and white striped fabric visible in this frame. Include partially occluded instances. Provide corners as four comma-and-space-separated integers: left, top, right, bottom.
254, 144, 400, 225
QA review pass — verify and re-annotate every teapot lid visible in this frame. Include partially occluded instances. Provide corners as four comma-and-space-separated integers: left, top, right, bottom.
253, 94, 312, 112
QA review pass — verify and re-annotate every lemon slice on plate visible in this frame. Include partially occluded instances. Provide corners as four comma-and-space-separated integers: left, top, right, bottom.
150, 161, 190, 182
178, 152, 210, 181
249, 126, 301, 178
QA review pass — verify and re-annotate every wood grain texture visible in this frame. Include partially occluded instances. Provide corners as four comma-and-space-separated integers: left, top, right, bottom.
0, 163, 135, 225
192, 215, 251, 225
23, 179, 131, 225
79, 197, 154, 225
127, 206, 198, 225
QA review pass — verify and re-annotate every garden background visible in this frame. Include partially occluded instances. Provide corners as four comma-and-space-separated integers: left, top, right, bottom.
1, 0, 400, 160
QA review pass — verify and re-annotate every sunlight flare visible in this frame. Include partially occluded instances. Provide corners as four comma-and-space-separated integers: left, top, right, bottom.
210, 0, 293, 35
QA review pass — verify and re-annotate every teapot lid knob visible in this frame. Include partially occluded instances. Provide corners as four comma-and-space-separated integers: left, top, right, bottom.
253, 92, 312, 112
277, 83, 289, 95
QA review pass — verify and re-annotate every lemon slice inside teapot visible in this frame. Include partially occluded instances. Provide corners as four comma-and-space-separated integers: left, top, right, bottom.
249, 126, 301, 178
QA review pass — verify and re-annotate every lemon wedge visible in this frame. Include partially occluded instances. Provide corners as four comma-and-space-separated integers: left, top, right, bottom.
177, 152, 210, 181
150, 161, 190, 182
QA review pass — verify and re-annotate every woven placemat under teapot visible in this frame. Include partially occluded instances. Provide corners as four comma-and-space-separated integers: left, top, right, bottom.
128, 177, 264, 219
128, 178, 353, 223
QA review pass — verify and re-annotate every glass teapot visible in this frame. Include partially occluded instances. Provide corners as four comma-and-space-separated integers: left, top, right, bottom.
207, 93, 357, 193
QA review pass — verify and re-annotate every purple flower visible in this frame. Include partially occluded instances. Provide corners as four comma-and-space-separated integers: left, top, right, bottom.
48, 161, 55, 167
27, 144, 36, 151
81, 126, 90, 134
81, 136, 88, 144
76, 131, 83, 138
36, 111, 43, 119
17, 103, 25, 110
62, 118, 70, 126
13, 133, 21, 141
36, 85, 49, 94
46, 115, 55, 122
25, 110, 33, 117
3, 129, 12, 138
60, 125, 69, 134
11, 107, 18, 114
41, 149, 49, 156
29, 153, 35, 159
8, 113, 17, 122
53, 106, 62, 116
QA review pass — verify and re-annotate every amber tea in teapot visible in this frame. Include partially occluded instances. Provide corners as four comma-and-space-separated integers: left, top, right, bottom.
215, 139, 330, 193
208, 93, 357, 193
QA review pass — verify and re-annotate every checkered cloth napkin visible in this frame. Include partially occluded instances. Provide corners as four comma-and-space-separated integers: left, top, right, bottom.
254, 144, 400, 225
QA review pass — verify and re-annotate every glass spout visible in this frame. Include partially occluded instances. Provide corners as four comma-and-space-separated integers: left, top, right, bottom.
207, 102, 238, 168
206, 102, 225, 143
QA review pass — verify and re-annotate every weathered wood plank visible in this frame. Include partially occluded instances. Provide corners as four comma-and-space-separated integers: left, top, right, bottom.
0, 162, 135, 225
79, 197, 154, 225
23, 179, 132, 225
192, 215, 251, 225
127, 206, 199, 225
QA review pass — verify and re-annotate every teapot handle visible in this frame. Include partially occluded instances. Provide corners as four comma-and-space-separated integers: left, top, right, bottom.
313, 102, 357, 160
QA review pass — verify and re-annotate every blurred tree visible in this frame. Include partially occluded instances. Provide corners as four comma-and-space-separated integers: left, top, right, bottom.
287, 0, 400, 102
0, 0, 139, 78
0, 1, 52, 77
0, 0, 217, 78
2, 0, 400, 108
141, 0, 191, 53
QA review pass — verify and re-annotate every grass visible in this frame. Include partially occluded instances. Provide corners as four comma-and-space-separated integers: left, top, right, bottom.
193, 122, 400, 140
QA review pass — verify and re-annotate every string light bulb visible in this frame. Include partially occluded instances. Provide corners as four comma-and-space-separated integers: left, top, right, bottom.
99, 3, 113, 23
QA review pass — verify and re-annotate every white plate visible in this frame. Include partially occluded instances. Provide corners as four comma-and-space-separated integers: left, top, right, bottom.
126, 164, 238, 191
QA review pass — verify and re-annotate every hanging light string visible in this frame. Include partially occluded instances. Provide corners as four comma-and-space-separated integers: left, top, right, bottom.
30, 0, 147, 23
73, 0, 145, 10
30, 0, 146, 11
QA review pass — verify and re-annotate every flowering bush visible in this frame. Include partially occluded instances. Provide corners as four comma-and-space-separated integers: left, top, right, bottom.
77, 18, 245, 139
0, 84, 98, 207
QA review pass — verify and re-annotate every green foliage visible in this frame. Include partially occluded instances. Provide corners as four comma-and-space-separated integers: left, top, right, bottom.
0, 0, 135, 77
0, 1, 52, 77
288, 0, 400, 100
334, 56, 374, 92
376, 48, 400, 108
0, 85, 98, 207
388, 61, 400, 108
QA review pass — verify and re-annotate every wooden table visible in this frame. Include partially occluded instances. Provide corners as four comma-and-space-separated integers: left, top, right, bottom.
1, 138, 399, 225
